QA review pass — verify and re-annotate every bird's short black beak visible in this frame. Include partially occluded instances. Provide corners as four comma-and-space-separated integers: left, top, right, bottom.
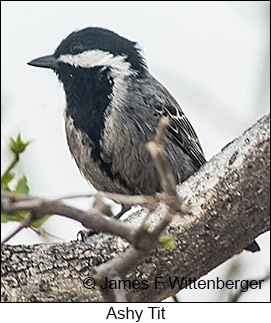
27, 55, 59, 70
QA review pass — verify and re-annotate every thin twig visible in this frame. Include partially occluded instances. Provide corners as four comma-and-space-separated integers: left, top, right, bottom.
99, 275, 128, 302
93, 117, 182, 301
1, 192, 140, 246
97, 192, 158, 207
1, 213, 33, 245
146, 117, 182, 212
1, 117, 184, 302
1, 154, 19, 183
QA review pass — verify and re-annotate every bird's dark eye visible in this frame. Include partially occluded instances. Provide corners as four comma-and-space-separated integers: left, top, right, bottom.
71, 42, 83, 54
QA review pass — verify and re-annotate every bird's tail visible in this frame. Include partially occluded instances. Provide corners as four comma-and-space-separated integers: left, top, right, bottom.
244, 240, 260, 252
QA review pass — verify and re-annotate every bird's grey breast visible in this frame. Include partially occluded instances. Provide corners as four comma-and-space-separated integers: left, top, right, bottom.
64, 110, 161, 195
64, 113, 106, 190
64, 72, 200, 195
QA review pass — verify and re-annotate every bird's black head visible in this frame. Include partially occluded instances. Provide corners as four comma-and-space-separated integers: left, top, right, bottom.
28, 27, 147, 77
28, 27, 147, 161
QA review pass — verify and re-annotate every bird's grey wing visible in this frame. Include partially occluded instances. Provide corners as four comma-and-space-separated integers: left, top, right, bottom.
148, 76, 206, 169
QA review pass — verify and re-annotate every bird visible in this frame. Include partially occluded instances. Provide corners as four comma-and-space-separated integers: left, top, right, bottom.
27, 27, 259, 252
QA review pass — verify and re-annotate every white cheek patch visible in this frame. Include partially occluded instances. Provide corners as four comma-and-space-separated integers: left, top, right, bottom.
58, 49, 131, 73
59, 49, 137, 113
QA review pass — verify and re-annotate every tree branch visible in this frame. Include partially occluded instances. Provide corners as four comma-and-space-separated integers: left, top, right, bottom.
1, 114, 270, 302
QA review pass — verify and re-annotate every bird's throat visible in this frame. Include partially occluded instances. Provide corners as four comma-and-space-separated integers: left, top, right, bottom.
63, 66, 113, 159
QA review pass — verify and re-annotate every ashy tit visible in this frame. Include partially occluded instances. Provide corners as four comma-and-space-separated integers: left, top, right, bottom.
28, 27, 259, 252
28, 27, 205, 195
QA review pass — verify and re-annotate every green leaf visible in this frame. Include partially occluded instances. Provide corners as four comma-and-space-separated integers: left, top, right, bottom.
1, 211, 27, 223
1, 210, 50, 228
31, 215, 51, 228
1, 213, 11, 223
10, 134, 31, 155
1, 172, 15, 189
15, 176, 30, 195
143, 223, 151, 232
159, 234, 176, 249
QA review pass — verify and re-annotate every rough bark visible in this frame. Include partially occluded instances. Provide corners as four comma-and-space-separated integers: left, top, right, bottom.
1, 114, 270, 302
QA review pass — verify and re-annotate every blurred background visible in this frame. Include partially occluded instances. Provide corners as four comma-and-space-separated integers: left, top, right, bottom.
1, 1, 270, 302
